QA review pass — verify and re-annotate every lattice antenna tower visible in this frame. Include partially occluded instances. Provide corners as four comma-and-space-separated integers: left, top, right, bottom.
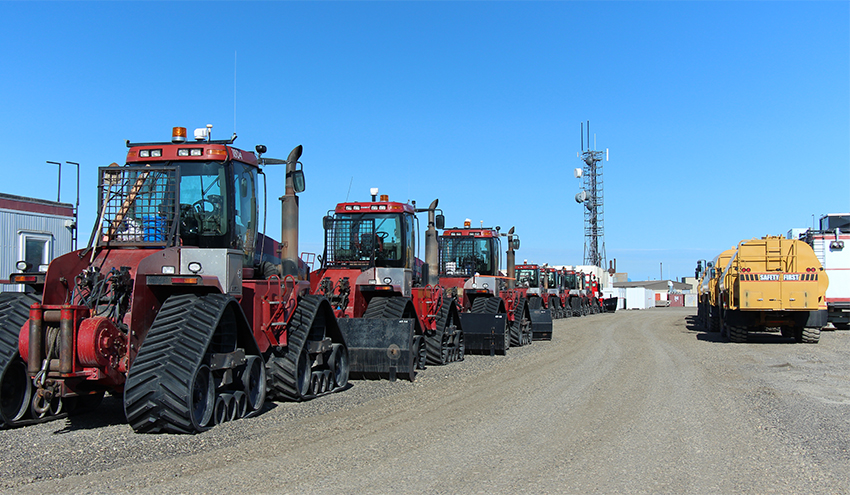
574, 121, 608, 268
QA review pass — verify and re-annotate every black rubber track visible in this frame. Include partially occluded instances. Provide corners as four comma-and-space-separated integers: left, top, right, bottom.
425, 297, 462, 365
267, 295, 343, 402
549, 298, 561, 319
0, 293, 40, 428
470, 297, 488, 314
124, 293, 241, 434
510, 297, 531, 347
362, 296, 391, 319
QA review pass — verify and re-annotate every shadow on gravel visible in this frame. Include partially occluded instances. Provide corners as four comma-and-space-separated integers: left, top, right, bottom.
686, 314, 799, 345
51, 381, 356, 434
54, 395, 129, 433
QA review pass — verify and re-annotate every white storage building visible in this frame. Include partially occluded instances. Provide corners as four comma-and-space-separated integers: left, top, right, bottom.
1, 193, 74, 292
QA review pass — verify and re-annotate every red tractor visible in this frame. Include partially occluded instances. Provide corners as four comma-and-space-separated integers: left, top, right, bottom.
0, 127, 349, 433
564, 269, 603, 315
542, 266, 570, 319
563, 268, 588, 316
310, 193, 463, 381
437, 221, 532, 355
584, 272, 604, 314
514, 262, 553, 340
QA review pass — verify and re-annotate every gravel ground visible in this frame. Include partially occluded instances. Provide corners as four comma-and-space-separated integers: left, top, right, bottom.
1, 307, 848, 494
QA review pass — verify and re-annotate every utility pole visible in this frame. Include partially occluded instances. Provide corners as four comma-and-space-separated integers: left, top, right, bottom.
66, 161, 80, 249
46, 161, 62, 202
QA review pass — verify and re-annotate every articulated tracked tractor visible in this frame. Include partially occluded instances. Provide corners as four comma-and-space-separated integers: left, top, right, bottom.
1, 127, 349, 433
542, 267, 569, 319
311, 194, 463, 381
514, 262, 553, 340
438, 222, 532, 355
718, 236, 828, 343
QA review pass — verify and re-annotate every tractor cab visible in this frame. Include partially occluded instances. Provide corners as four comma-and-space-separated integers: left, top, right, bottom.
515, 263, 541, 289
439, 221, 501, 278
321, 195, 417, 270
112, 126, 269, 271
313, 192, 420, 317
564, 270, 579, 291
543, 267, 562, 291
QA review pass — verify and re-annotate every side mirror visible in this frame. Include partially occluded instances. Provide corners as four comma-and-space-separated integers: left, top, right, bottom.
435, 214, 445, 230
323, 215, 333, 231
290, 170, 305, 193
512, 238, 520, 250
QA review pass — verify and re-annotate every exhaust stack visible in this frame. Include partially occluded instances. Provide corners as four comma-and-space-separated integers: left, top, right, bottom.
280, 145, 303, 278
506, 226, 517, 290
424, 199, 440, 286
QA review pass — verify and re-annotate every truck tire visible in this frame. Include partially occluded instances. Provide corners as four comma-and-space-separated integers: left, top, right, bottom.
795, 326, 821, 344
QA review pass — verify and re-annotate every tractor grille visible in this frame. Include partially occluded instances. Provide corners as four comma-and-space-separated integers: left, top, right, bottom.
97, 166, 180, 247
324, 218, 376, 267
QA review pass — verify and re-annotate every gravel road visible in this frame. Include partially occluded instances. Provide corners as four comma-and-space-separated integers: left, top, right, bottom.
1, 307, 848, 494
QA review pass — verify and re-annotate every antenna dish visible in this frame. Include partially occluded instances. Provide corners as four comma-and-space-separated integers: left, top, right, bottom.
574, 168, 583, 178
575, 190, 588, 203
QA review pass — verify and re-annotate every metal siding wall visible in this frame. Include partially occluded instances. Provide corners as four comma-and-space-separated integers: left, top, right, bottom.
1, 209, 73, 292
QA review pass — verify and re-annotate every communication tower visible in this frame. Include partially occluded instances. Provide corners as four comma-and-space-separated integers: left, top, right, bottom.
574, 121, 608, 268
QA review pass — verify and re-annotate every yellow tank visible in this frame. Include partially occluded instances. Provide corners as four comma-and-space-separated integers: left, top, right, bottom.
718, 236, 828, 343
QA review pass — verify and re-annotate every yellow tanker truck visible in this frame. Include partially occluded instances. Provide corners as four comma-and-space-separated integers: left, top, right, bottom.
718, 236, 828, 343
696, 247, 736, 332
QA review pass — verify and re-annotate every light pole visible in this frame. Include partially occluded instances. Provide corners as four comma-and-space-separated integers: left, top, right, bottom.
66, 161, 80, 249
46, 161, 61, 202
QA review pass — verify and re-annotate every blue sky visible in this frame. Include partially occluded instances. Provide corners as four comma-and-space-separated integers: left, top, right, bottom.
1, 1, 847, 281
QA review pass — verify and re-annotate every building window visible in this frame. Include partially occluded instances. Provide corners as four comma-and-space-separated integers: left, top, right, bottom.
19, 232, 53, 270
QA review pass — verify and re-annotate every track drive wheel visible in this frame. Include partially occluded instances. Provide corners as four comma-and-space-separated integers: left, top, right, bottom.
328, 343, 350, 388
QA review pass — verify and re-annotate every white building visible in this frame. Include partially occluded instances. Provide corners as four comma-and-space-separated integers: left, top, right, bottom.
1, 193, 74, 292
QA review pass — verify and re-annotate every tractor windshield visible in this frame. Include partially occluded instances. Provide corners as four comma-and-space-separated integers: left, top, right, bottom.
176, 161, 230, 248
325, 212, 408, 268
564, 273, 578, 289
439, 236, 499, 277
516, 268, 540, 288
547, 271, 558, 289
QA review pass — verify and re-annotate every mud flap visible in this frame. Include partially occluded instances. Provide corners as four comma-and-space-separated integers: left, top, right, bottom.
529, 308, 552, 340
459, 313, 507, 355
336, 318, 416, 381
